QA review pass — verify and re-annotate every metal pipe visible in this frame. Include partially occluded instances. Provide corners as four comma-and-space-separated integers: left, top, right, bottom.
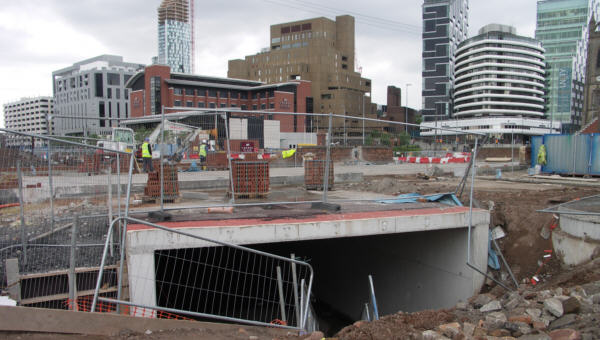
98, 297, 300, 330
492, 237, 518, 289
108, 162, 113, 257
322, 112, 333, 203
17, 160, 27, 266
47, 140, 54, 232
465, 138, 514, 292
276, 266, 287, 323
368, 275, 379, 320
91, 218, 119, 312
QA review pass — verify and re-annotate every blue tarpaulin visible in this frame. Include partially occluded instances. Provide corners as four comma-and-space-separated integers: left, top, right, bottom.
377, 193, 463, 206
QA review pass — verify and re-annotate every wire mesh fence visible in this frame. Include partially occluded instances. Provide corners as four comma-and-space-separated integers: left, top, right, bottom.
92, 217, 314, 330
0, 128, 132, 309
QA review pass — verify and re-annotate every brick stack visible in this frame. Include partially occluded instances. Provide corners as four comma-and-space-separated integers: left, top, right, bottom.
206, 152, 228, 170
144, 165, 179, 201
304, 160, 334, 190
230, 161, 269, 198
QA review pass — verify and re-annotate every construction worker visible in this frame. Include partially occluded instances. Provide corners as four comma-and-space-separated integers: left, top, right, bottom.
142, 137, 154, 173
199, 140, 207, 164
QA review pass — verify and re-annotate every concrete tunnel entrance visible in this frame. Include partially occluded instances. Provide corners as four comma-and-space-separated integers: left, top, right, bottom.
153, 227, 478, 334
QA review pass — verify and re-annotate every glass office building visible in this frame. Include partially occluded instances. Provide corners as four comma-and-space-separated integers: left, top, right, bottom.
535, 0, 599, 132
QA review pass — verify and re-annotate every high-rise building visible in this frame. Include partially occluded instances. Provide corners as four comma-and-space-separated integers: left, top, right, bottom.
535, 0, 599, 132
52, 55, 145, 136
421, 24, 560, 141
3, 97, 54, 139
227, 15, 374, 137
421, 0, 469, 121
158, 0, 194, 74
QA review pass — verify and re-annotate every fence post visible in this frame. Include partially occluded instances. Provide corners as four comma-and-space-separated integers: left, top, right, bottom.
108, 161, 114, 257
68, 215, 79, 311
322, 112, 333, 203
276, 266, 287, 323
16, 160, 27, 266
47, 140, 54, 232
160, 105, 165, 212
224, 112, 236, 203
116, 153, 135, 313
5, 258, 21, 304
291, 254, 301, 327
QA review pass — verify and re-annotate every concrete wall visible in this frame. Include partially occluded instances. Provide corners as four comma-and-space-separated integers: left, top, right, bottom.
124, 206, 489, 325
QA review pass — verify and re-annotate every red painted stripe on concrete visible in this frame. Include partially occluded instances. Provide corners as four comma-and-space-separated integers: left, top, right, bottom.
128, 206, 473, 231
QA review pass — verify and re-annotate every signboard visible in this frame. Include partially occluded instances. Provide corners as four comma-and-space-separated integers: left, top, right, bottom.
557, 67, 572, 114
240, 141, 255, 153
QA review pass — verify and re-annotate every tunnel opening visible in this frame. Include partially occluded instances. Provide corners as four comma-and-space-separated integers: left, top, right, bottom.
154, 227, 473, 335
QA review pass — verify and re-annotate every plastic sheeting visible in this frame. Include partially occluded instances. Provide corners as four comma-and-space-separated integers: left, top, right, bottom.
378, 192, 463, 206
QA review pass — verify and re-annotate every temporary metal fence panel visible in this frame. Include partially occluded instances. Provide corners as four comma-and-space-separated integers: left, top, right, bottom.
0, 129, 132, 309
91, 217, 314, 330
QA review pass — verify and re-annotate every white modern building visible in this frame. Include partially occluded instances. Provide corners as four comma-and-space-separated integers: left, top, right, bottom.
421, 24, 560, 141
52, 55, 145, 136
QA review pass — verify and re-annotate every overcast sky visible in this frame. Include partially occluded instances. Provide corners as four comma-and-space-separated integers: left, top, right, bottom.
0, 0, 539, 126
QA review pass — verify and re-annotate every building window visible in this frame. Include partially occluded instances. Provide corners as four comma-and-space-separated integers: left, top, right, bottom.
252, 104, 257, 110
186, 101, 193, 107
261, 104, 266, 110
241, 105, 247, 110
198, 102, 205, 108
208, 90, 217, 97
269, 103, 275, 109
174, 88, 183, 95
185, 88, 194, 96
107, 88, 112, 99
219, 91, 228, 98
220, 103, 226, 108
174, 100, 182, 106
209, 103, 216, 108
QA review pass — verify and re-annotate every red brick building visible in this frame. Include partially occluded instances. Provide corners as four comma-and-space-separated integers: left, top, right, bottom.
126, 64, 312, 132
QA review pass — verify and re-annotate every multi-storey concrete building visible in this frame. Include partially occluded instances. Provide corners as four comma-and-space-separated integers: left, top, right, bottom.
583, 17, 600, 125
421, 0, 469, 121
421, 24, 560, 141
3, 96, 54, 136
52, 55, 145, 136
158, 0, 194, 74
535, 0, 599, 132
227, 15, 374, 136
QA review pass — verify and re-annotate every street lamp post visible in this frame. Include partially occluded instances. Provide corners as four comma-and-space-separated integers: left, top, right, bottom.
405, 83, 412, 134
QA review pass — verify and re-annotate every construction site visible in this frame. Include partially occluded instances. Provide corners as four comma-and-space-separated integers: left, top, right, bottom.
1, 110, 600, 340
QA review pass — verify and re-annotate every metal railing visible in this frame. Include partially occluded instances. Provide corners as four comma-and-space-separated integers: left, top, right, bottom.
91, 216, 314, 330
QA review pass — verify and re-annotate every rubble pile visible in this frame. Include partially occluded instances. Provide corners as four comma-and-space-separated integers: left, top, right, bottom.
331, 276, 600, 340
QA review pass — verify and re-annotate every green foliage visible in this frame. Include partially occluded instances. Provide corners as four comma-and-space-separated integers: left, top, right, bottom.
393, 144, 421, 153
134, 127, 153, 144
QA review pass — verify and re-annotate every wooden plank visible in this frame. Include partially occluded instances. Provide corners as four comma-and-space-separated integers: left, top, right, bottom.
20, 287, 118, 305
20, 264, 119, 280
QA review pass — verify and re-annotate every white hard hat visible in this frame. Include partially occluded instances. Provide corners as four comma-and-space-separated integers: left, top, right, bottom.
202, 139, 207, 143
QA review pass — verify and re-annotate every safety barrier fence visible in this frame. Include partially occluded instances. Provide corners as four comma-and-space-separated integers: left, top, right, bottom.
92, 216, 314, 330
531, 134, 600, 176
0, 128, 133, 308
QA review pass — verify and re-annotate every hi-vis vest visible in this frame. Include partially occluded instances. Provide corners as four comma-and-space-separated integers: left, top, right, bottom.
199, 144, 207, 157
142, 142, 151, 158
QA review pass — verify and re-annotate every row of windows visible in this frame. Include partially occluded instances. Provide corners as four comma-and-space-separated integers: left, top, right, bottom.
172, 88, 275, 99
459, 43, 542, 56
537, 8, 587, 20
173, 100, 276, 110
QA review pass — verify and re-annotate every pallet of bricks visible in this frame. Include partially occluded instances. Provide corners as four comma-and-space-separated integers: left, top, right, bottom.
229, 160, 269, 199
143, 165, 179, 203
304, 159, 334, 190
